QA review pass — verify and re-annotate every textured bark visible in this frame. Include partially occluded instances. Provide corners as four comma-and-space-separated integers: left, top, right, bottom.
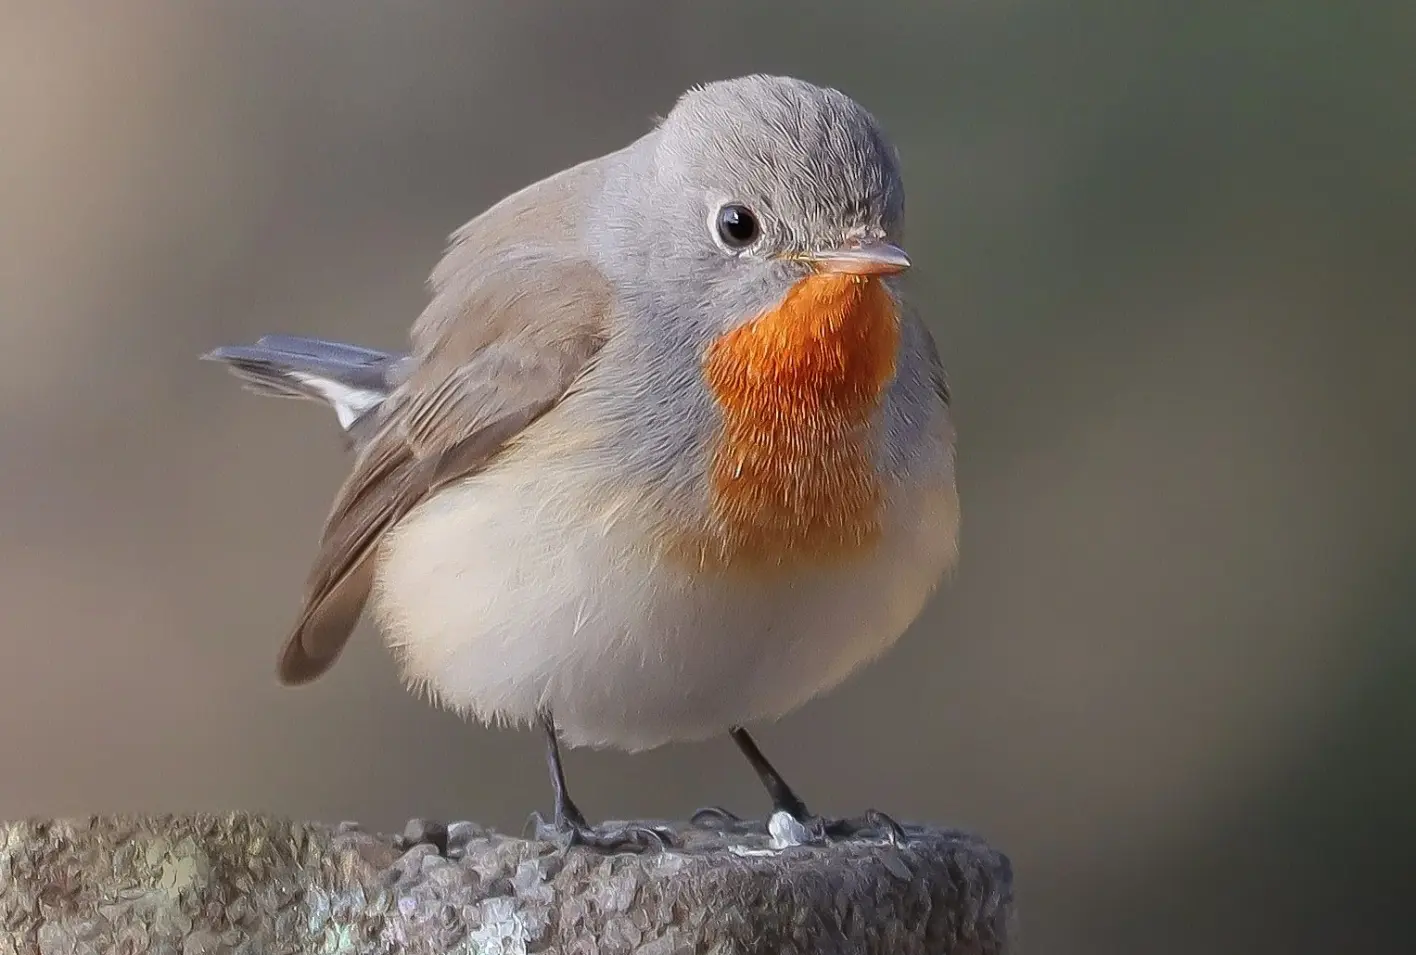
0, 813, 1013, 954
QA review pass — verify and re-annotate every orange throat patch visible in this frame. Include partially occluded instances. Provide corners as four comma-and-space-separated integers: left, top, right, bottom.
691, 272, 900, 568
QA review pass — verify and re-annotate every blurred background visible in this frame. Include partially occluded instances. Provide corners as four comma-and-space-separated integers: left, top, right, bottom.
2, 1, 1412, 951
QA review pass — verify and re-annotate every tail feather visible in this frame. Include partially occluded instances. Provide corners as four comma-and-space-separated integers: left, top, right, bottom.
203, 334, 404, 432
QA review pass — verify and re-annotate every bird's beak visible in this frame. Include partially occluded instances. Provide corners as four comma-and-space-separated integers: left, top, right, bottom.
807, 239, 912, 276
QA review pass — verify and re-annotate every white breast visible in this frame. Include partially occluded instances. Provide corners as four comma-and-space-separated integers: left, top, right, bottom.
371, 438, 958, 752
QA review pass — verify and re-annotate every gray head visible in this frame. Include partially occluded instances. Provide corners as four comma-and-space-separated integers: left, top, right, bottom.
592, 75, 910, 334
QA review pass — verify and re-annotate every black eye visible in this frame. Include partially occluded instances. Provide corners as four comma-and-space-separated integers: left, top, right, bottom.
715, 204, 760, 248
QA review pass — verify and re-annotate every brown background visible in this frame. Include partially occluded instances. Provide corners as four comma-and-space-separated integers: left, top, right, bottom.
2, 2, 1412, 952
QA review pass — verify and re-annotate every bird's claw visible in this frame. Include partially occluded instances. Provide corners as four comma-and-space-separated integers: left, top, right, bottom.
529, 812, 675, 853
690, 804, 910, 846
689, 805, 757, 832
818, 807, 910, 846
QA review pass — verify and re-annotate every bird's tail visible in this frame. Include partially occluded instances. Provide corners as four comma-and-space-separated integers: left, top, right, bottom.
202, 334, 405, 433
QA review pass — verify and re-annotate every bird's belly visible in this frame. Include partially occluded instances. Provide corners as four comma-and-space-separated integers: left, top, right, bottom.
372, 461, 958, 752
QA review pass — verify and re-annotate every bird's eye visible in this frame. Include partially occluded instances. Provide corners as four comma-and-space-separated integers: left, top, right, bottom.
714, 204, 760, 249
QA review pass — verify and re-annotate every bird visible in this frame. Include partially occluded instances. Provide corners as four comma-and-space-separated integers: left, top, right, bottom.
203, 74, 959, 852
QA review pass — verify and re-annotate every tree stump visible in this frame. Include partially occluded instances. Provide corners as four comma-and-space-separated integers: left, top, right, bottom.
0, 813, 1013, 953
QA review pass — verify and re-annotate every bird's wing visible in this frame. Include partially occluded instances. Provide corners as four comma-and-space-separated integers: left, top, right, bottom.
276, 154, 620, 685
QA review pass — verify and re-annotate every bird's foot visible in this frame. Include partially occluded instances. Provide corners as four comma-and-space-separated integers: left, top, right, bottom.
691, 804, 910, 846
533, 710, 675, 853
529, 810, 676, 854
814, 807, 911, 845
690, 805, 761, 833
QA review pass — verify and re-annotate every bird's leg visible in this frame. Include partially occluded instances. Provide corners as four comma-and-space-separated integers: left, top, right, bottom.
691, 725, 807, 830
732, 724, 812, 818
691, 726, 910, 844
531, 711, 674, 852
543, 711, 589, 831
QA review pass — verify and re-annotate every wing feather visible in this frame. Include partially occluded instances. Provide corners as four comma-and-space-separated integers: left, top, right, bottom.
276, 255, 612, 685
